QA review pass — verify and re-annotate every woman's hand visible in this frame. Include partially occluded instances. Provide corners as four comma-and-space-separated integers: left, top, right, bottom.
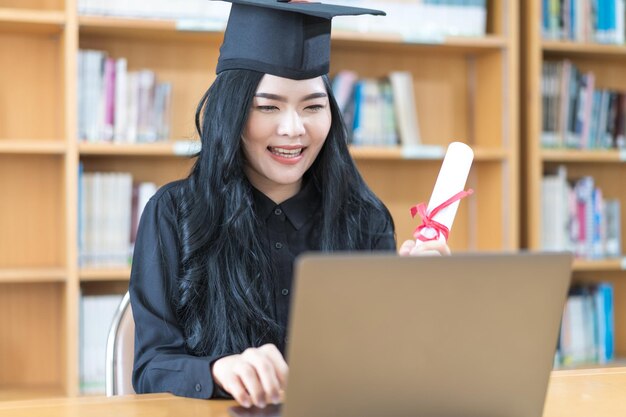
398, 239, 451, 256
211, 343, 288, 408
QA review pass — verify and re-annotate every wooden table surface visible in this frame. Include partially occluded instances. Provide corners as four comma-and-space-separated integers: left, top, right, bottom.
1, 368, 625, 417
541, 367, 626, 417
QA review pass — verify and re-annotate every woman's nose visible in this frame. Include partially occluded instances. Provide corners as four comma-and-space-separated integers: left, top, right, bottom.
277, 110, 305, 138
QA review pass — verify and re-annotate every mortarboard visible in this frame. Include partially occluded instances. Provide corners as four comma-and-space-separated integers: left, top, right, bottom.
214, 0, 385, 80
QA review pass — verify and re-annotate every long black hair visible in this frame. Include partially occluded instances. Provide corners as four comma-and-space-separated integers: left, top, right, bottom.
175, 69, 393, 357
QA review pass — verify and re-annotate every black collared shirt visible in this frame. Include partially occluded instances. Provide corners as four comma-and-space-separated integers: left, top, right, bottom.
130, 179, 396, 399
251, 179, 397, 348
250, 180, 324, 345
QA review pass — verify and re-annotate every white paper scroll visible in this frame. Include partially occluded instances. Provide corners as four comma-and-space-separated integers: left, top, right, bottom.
417, 141, 474, 243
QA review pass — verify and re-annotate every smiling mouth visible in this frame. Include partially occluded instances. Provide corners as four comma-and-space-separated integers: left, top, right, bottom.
267, 146, 305, 158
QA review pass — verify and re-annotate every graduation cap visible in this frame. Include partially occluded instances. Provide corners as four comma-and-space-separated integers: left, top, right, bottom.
215, 0, 385, 80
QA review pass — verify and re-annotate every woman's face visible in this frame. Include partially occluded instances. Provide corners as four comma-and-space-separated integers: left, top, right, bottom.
241, 74, 331, 202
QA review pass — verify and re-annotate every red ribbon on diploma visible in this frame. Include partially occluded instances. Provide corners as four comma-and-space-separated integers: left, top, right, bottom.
410, 189, 474, 242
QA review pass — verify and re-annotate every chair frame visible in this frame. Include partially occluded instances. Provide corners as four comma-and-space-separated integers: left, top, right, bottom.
105, 291, 132, 396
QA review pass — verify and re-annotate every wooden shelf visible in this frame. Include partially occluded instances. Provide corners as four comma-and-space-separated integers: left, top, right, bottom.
542, 149, 626, 163
554, 357, 626, 371
78, 15, 506, 53
333, 33, 507, 54
0, 9, 65, 35
79, 267, 131, 282
78, 141, 200, 157
543, 40, 626, 58
350, 146, 507, 161
573, 259, 625, 272
524, 3, 626, 369
350, 146, 438, 160
0, 268, 66, 283
0, 140, 66, 154
79, 15, 224, 42
78, 142, 507, 161
0, 385, 64, 402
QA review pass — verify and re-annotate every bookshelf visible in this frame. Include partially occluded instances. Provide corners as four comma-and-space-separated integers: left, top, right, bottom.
522, 1, 626, 368
0, 0, 518, 399
0, 0, 71, 401
330, 0, 519, 249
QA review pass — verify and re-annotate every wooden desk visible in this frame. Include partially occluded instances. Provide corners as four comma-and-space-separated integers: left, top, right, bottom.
1, 368, 625, 417
542, 367, 626, 417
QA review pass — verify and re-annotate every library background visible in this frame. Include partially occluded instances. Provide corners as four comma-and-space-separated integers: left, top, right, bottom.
0, 0, 623, 401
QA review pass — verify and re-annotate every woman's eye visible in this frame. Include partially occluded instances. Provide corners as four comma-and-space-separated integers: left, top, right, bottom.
306, 104, 325, 112
256, 105, 279, 112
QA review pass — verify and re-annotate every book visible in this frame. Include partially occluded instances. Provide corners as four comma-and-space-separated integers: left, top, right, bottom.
114, 58, 128, 143
542, 61, 560, 147
389, 71, 422, 148
130, 182, 158, 249
79, 172, 138, 267
543, 0, 624, 43
307, 0, 487, 39
604, 199, 622, 258
560, 288, 589, 365
78, 50, 172, 143
79, 0, 232, 25
594, 283, 615, 363
80, 293, 124, 394
541, 165, 571, 251
557, 282, 615, 367
542, 60, 626, 150
102, 57, 116, 142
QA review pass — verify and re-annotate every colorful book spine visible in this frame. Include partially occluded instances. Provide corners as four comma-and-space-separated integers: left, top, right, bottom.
78, 50, 172, 143
542, 60, 626, 150
558, 282, 615, 367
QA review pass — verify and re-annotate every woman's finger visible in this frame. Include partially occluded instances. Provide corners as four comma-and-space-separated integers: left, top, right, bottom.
243, 348, 282, 404
409, 240, 451, 256
260, 344, 289, 389
411, 249, 441, 256
234, 360, 266, 408
223, 375, 253, 408
398, 239, 416, 256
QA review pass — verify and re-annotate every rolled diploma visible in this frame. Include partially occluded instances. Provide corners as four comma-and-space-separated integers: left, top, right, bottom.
417, 142, 474, 243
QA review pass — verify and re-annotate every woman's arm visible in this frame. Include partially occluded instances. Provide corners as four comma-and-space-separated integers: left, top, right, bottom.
130, 185, 288, 406
130, 187, 229, 399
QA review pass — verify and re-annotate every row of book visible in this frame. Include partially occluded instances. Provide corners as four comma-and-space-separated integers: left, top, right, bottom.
324, 0, 487, 39
78, 0, 486, 40
556, 282, 615, 367
542, 166, 621, 259
78, 168, 156, 268
78, 50, 172, 144
542, 60, 626, 149
332, 70, 421, 147
78, 0, 231, 25
80, 292, 124, 394
543, 0, 626, 43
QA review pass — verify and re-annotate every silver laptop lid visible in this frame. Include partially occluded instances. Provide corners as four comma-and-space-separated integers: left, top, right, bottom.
283, 252, 572, 417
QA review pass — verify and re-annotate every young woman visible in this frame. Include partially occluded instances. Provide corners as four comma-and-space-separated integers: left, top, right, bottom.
130, 0, 448, 410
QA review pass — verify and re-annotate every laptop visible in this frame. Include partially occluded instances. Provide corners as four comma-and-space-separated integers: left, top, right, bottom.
229, 252, 572, 417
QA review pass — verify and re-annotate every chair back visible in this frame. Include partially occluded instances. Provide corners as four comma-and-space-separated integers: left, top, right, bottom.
105, 291, 136, 396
